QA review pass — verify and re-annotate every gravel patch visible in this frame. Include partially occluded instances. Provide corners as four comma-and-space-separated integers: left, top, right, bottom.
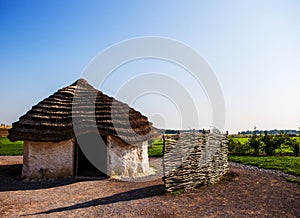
229, 161, 300, 180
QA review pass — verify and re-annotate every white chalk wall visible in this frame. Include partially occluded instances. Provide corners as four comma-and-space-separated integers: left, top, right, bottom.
107, 136, 154, 178
22, 139, 74, 179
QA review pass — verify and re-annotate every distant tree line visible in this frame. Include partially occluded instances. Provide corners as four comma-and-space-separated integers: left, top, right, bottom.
229, 131, 299, 157
238, 129, 299, 136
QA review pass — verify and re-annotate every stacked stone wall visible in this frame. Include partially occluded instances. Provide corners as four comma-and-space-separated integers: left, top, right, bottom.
163, 132, 228, 193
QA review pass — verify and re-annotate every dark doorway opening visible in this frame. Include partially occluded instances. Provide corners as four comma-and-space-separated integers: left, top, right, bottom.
74, 133, 108, 178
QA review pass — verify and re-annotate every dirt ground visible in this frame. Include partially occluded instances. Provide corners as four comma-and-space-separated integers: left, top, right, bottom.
0, 156, 299, 218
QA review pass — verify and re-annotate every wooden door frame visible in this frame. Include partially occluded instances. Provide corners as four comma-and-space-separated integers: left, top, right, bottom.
73, 139, 79, 176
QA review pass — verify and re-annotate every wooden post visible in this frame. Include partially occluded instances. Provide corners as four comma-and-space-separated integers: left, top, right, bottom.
73, 139, 79, 176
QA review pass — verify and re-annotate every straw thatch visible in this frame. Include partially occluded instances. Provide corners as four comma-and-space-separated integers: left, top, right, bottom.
8, 79, 159, 144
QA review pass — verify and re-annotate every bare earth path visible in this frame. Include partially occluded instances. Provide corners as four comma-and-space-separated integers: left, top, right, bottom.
0, 156, 299, 217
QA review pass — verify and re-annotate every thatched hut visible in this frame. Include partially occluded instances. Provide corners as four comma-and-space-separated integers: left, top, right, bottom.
8, 79, 159, 179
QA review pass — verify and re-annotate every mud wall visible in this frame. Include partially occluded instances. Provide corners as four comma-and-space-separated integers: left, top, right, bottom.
107, 136, 154, 179
22, 139, 74, 179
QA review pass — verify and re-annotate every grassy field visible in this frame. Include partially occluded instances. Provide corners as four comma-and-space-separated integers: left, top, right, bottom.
148, 138, 163, 157
0, 137, 24, 155
229, 155, 300, 176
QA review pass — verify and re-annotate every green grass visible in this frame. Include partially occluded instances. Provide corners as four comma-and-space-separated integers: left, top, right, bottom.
231, 137, 249, 145
285, 177, 300, 184
0, 137, 24, 155
148, 138, 163, 157
292, 136, 300, 143
274, 145, 294, 155
229, 155, 300, 176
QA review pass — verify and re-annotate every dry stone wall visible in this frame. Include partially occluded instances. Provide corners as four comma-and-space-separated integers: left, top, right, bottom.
163, 132, 228, 193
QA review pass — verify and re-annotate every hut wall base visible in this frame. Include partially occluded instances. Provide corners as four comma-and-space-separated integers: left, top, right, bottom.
107, 136, 154, 178
22, 139, 74, 179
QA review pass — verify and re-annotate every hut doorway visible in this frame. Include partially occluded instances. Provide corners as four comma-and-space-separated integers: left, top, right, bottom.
74, 133, 108, 177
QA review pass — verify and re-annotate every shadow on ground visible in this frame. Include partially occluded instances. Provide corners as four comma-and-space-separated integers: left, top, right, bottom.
0, 164, 106, 192
23, 184, 165, 216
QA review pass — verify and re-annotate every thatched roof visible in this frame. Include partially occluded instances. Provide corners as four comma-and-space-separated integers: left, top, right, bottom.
8, 79, 159, 144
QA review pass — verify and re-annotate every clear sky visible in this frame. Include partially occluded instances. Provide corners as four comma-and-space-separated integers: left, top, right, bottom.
1, 0, 300, 133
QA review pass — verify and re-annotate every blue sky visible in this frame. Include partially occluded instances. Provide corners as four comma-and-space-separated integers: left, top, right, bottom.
1, 0, 300, 133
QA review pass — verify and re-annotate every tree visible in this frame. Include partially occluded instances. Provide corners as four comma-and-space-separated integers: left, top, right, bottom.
285, 137, 299, 157
261, 131, 285, 156
248, 131, 261, 155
